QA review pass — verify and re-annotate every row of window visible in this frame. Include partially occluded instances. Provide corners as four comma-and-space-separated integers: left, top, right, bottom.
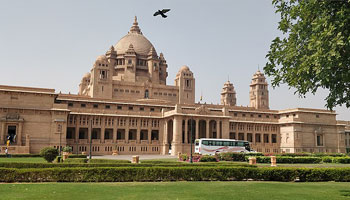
68, 102, 161, 112
230, 123, 278, 132
232, 112, 279, 119
153, 92, 177, 97
229, 132, 277, 143
114, 88, 141, 94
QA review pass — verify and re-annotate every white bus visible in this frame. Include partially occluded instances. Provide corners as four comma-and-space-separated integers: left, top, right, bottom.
195, 138, 252, 155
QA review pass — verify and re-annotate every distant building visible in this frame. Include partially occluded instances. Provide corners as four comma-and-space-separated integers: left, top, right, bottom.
0, 17, 349, 155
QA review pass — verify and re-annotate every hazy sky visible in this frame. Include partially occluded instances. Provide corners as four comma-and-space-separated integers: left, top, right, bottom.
0, 0, 349, 120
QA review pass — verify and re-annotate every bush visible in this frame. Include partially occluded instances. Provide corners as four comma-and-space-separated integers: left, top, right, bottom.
255, 156, 322, 164
54, 156, 62, 163
199, 155, 217, 162
62, 146, 72, 153
40, 147, 59, 163
89, 159, 131, 164
179, 154, 189, 161
0, 167, 350, 182
333, 157, 350, 164
217, 153, 246, 161
63, 158, 88, 163
0, 154, 41, 158
275, 153, 311, 157
68, 154, 87, 158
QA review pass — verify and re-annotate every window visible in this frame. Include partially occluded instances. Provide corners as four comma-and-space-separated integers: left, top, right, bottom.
264, 134, 269, 143
144, 89, 149, 98
255, 134, 261, 143
68, 103, 73, 107
238, 133, 244, 140
129, 106, 133, 110
81, 104, 86, 108
105, 105, 110, 109
229, 132, 236, 139
150, 108, 155, 112
272, 134, 277, 143
93, 104, 98, 108
117, 105, 122, 110
258, 115, 262, 118
247, 133, 253, 142
139, 107, 144, 111
317, 134, 323, 146
316, 114, 320, 118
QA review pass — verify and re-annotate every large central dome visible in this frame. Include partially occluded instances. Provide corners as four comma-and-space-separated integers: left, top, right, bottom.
114, 17, 157, 56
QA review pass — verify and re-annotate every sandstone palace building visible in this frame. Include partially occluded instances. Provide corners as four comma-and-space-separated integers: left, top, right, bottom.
1, 17, 349, 155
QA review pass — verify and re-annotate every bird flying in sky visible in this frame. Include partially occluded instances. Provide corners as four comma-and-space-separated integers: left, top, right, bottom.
153, 9, 171, 18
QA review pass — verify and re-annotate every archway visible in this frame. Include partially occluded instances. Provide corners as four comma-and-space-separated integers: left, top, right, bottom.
187, 119, 196, 143
209, 120, 217, 138
199, 120, 206, 139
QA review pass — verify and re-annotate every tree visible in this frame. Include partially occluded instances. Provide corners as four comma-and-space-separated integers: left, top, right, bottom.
40, 147, 59, 163
264, 0, 350, 110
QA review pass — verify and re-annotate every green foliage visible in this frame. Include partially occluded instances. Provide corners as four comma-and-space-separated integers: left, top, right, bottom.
88, 159, 131, 164
0, 154, 41, 158
199, 155, 217, 162
265, 0, 350, 109
62, 146, 72, 153
179, 154, 189, 161
0, 167, 350, 182
39, 147, 59, 163
256, 156, 322, 164
63, 158, 88, 163
218, 153, 246, 161
54, 156, 62, 163
68, 154, 87, 158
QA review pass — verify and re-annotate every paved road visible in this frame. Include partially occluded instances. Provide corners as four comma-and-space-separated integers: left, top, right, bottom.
92, 154, 177, 161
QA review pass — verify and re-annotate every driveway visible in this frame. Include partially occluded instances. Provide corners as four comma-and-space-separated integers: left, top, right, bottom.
92, 154, 177, 161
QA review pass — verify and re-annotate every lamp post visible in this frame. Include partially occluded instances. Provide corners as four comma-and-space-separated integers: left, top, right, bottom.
89, 118, 92, 160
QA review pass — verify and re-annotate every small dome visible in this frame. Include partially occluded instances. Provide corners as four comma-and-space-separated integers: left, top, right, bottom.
83, 73, 91, 78
179, 65, 190, 71
96, 55, 107, 61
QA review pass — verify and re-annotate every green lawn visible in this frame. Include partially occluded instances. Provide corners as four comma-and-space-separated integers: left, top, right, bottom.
0, 157, 46, 163
0, 182, 349, 200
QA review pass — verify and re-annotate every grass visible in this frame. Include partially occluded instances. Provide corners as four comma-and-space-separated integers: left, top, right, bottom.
0, 157, 46, 163
0, 182, 349, 200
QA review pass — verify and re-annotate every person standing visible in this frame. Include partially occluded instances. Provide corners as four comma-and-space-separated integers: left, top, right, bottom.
5, 148, 9, 158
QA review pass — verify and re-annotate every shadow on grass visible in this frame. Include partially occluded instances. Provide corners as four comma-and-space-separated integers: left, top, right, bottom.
339, 190, 350, 197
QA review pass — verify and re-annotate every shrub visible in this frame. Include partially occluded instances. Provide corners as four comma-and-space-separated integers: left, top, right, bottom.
199, 155, 217, 162
68, 154, 87, 158
54, 156, 62, 163
217, 153, 246, 161
322, 156, 333, 163
1, 167, 350, 182
62, 146, 72, 153
255, 156, 322, 164
333, 157, 350, 164
89, 159, 131, 164
0, 154, 41, 158
40, 147, 59, 163
64, 158, 88, 163
179, 154, 189, 161
276, 153, 311, 157
312, 153, 346, 157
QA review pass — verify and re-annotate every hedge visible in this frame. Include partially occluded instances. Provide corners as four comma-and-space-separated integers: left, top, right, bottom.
88, 159, 131, 164
322, 157, 350, 164
217, 152, 263, 162
255, 156, 323, 164
63, 158, 88, 163
0, 162, 256, 169
68, 154, 87, 159
0, 167, 349, 182
0, 154, 41, 158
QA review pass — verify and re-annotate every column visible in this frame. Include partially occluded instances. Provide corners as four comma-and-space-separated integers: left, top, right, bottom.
101, 117, 105, 143
0, 122, 5, 144
216, 120, 220, 139
125, 118, 129, 143
172, 116, 182, 155
164, 120, 168, 144
75, 117, 80, 143
18, 122, 23, 146
221, 120, 229, 139
113, 127, 117, 143
148, 126, 152, 144
184, 119, 188, 144
206, 119, 209, 138
137, 118, 141, 144
88, 117, 92, 143
195, 119, 199, 139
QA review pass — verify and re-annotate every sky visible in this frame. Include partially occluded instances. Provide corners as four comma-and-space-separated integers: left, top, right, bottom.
0, 0, 349, 120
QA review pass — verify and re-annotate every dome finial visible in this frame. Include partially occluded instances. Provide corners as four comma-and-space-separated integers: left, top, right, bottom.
129, 16, 142, 34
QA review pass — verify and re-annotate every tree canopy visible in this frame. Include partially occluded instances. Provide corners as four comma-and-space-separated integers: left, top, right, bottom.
264, 0, 350, 110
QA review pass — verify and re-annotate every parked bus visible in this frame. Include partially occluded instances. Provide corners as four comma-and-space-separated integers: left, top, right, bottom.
195, 138, 253, 155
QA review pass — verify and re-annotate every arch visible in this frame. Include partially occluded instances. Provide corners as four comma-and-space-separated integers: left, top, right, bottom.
209, 120, 217, 138
187, 119, 196, 143
144, 89, 149, 99
199, 120, 206, 139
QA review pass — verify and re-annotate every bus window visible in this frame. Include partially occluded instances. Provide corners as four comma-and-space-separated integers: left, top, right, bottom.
208, 140, 213, 146
223, 141, 230, 146
202, 140, 209, 145
237, 142, 244, 146
214, 141, 222, 146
